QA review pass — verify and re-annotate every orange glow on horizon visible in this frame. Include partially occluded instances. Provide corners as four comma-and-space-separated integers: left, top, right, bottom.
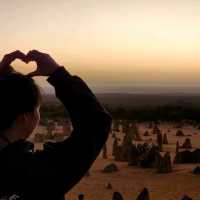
1, 0, 200, 90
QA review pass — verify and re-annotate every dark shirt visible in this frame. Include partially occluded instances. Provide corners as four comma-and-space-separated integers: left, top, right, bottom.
0, 67, 112, 200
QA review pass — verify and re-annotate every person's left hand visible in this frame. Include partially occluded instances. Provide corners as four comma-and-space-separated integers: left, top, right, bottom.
0, 50, 27, 75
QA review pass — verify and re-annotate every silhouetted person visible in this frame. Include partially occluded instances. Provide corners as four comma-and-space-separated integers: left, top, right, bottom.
0, 50, 112, 200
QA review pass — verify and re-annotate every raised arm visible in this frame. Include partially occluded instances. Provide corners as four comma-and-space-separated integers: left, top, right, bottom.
25, 50, 112, 198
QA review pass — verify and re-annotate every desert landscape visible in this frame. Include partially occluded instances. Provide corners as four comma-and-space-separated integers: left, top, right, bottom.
63, 122, 200, 200
2, 1, 200, 199
32, 94, 200, 200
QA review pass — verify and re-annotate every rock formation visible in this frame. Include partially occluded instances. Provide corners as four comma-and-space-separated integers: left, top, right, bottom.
192, 166, 200, 174
157, 132, 163, 151
156, 152, 173, 173
136, 187, 150, 200
143, 131, 149, 136
176, 141, 180, 154
176, 130, 184, 136
106, 182, 113, 189
181, 138, 192, 149
112, 192, 124, 200
152, 125, 161, 135
102, 163, 119, 173
78, 194, 84, 200
181, 195, 193, 200
174, 149, 200, 164
163, 133, 168, 144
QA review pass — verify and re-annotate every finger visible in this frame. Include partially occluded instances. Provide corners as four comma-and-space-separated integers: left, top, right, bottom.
11, 50, 27, 63
26, 50, 44, 62
6, 50, 25, 60
26, 70, 40, 78
2, 50, 26, 65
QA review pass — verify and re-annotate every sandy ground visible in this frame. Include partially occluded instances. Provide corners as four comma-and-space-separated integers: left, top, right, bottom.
65, 123, 200, 200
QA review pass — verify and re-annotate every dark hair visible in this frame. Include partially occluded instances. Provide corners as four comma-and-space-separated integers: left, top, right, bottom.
0, 72, 42, 132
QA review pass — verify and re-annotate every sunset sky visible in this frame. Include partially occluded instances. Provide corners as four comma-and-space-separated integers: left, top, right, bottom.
1, 0, 200, 93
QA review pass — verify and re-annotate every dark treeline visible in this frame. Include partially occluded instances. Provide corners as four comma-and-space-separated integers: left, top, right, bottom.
106, 104, 200, 122
40, 103, 200, 123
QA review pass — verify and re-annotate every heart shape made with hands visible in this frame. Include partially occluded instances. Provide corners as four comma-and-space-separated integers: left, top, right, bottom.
11, 57, 37, 76
0, 51, 39, 77
1, 50, 60, 77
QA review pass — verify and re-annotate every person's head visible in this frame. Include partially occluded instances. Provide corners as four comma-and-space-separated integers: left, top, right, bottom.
0, 72, 42, 141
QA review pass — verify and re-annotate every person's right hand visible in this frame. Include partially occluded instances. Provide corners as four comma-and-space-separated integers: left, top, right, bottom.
26, 50, 61, 77
0, 50, 26, 76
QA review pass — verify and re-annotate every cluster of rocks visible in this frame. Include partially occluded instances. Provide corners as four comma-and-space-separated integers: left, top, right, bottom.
174, 149, 200, 164
192, 166, 200, 174
113, 140, 173, 173
113, 124, 172, 162
136, 188, 150, 200
112, 123, 141, 162
132, 124, 143, 141
112, 120, 134, 133
143, 131, 149, 136
137, 144, 160, 168
176, 130, 185, 136
112, 188, 191, 200
97, 122, 197, 200
112, 124, 173, 173
156, 152, 173, 173
78, 187, 193, 200
112, 188, 150, 200
122, 121, 131, 134
156, 131, 163, 151
78, 194, 85, 200
114, 124, 152, 162
106, 182, 113, 189
102, 163, 119, 173
181, 138, 192, 149
163, 133, 168, 144
152, 125, 161, 135
154, 127, 169, 150
112, 192, 124, 200
176, 141, 180, 154
181, 196, 193, 200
